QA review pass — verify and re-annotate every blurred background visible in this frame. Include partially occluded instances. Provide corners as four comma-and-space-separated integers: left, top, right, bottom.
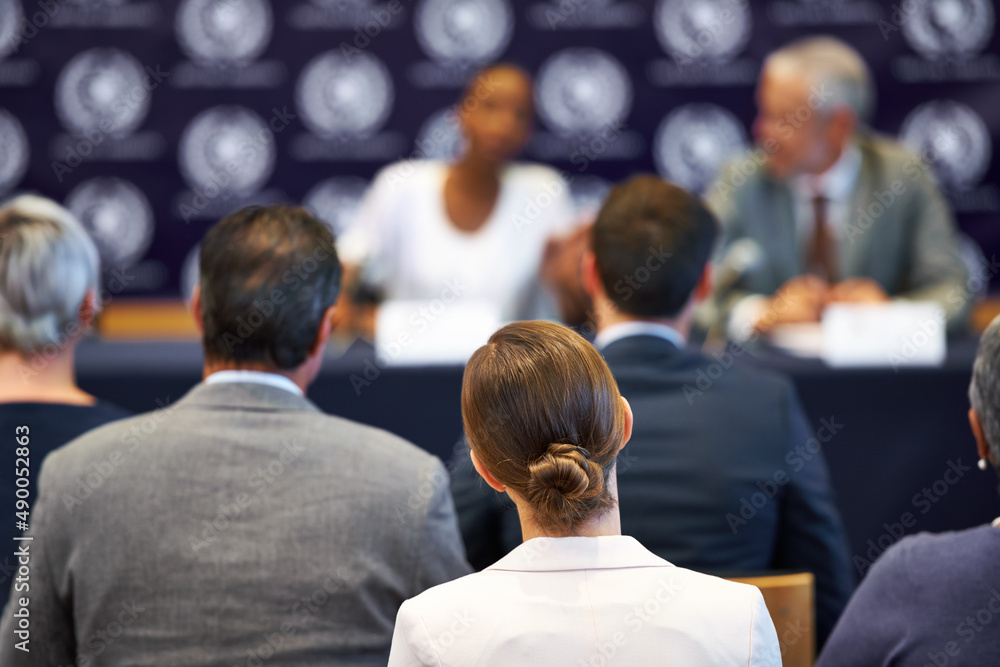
1, 0, 997, 324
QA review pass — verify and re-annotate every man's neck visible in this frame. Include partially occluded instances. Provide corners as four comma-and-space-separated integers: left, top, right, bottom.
202, 362, 309, 395
594, 296, 693, 340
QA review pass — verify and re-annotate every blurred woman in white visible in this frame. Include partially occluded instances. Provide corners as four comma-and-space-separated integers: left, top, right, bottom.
337, 64, 584, 334
0, 195, 129, 607
388, 321, 780, 666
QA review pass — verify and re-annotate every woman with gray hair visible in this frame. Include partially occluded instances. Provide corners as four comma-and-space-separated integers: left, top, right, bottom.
0, 195, 128, 607
816, 316, 1000, 666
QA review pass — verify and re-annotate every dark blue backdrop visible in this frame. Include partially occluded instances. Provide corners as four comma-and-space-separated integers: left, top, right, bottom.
0, 0, 997, 299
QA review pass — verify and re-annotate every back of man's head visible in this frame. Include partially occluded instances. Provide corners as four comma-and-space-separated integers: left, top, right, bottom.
199, 205, 341, 369
592, 175, 717, 318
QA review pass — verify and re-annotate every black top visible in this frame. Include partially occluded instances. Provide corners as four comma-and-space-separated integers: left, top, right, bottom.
0, 400, 130, 606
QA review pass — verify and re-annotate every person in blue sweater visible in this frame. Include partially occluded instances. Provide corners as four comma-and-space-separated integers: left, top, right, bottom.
817, 314, 1000, 667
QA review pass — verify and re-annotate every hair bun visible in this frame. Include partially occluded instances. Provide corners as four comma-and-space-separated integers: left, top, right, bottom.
524, 443, 605, 521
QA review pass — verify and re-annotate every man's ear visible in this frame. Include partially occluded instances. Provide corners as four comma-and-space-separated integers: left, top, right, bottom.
77, 288, 97, 332
582, 250, 602, 301
693, 262, 714, 304
470, 448, 507, 493
969, 408, 992, 464
309, 304, 338, 358
190, 284, 204, 336
827, 107, 856, 151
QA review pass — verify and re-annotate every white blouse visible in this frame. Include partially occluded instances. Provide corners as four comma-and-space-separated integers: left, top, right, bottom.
388, 535, 781, 666
338, 160, 575, 322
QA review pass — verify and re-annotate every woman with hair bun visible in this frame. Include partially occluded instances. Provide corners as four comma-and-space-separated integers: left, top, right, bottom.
388, 321, 780, 666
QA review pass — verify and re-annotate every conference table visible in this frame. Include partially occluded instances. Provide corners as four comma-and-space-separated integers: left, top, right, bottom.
75, 335, 999, 575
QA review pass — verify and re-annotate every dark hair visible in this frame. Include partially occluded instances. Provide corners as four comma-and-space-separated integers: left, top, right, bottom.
199, 205, 341, 369
462, 321, 626, 534
592, 175, 718, 318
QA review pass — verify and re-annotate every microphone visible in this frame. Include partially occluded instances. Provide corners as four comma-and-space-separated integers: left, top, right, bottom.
714, 238, 763, 293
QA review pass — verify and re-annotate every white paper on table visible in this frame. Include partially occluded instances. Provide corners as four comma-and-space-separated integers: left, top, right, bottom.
821, 302, 946, 369
375, 299, 503, 366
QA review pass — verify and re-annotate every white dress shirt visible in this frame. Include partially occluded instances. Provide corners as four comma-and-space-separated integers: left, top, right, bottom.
204, 370, 303, 396
594, 321, 686, 351
388, 535, 781, 666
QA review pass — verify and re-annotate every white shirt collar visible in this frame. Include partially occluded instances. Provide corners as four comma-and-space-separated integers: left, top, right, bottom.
204, 370, 304, 397
487, 535, 671, 573
792, 141, 862, 203
594, 321, 686, 351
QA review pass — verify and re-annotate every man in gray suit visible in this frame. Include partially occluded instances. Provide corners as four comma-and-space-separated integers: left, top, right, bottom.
0, 206, 470, 666
706, 36, 968, 340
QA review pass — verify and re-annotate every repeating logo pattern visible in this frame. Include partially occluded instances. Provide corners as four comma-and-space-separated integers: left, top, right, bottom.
54, 48, 150, 136
654, 104, 748, 194
654, 0, 752, 62
902, 0, 994, 58
176, 0, 273, 66
414, 0, 514, 65
0, 108, 28, 194
296, 51, 394, 138
178, 105, 276, 195
65, 176, 155, 267
900, 100, 991, 191
535, 48, 632, 136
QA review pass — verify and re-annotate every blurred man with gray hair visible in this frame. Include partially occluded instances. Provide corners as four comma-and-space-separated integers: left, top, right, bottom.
0, 195, 129, 609
706, 36, 968, 340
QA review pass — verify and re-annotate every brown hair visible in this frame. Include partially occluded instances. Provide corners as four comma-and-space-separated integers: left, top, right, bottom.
461, 321, 627, 533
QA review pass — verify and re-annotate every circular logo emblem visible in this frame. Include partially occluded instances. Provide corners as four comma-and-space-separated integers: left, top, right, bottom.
415, 108, 465, 161
178, 106, 276, 195
176, 0, 273, 66
303, 177, 369, 237
0, 0, 24, 61
535, 48, 633, 136
900, 100, 991, 190
654, 0, 752, 62
296, 51, 394, 139
54, 48, 150, 136
654, 104, 748, 194
65, 177, 155, 267
902, 0, 994, 58
415, 0, 513, 65
0, 109, 28, 195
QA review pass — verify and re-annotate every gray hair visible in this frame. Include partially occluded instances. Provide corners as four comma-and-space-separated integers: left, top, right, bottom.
0, 195, 100, 354
765, 36, 875, 124
970, 314, 1000, 464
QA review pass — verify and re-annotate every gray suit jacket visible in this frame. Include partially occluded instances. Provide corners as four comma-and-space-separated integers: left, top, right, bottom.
0, 382, 471, 666
705, 134, 969, 333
